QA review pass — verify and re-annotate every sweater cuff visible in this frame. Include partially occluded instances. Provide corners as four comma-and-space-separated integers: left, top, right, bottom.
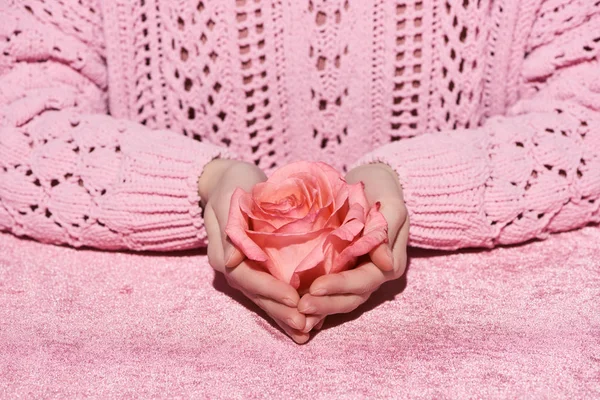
95, 128, 237, 251
350, 131, 496, 250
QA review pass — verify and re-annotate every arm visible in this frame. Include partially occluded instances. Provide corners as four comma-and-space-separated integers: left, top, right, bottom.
0, 1, 235, 251
350, 11, 600, 251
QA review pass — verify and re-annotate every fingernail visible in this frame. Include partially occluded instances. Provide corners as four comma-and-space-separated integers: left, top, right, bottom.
299, 304, 316, 314
303, 322, 316, 333
282, 297, 297, 307
224, 249, 236, 268
287, 318, 301, 330
382, 246, 394, 271
385, 246, 393, 263
311, 288, 327, 296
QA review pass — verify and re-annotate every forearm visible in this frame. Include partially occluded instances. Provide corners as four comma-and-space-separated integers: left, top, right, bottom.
0, 3, 240, 251
0, 110, 236, 251
351, 96, 600, 250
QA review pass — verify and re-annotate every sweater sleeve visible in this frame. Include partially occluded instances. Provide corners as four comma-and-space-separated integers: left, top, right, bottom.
0, 2, 235, 251
351, 10, 600, 250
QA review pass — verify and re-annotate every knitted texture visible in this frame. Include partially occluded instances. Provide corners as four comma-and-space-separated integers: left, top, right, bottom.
0, 0, 599, 250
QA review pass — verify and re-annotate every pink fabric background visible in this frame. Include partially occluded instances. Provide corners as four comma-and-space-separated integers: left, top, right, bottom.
1, 227, 599, 398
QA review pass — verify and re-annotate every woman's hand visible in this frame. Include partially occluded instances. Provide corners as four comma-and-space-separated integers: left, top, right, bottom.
199, 159, 310, 343
298, 163, 409, 331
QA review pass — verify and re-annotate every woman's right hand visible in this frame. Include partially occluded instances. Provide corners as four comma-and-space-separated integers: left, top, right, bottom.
199, 159, 310, 344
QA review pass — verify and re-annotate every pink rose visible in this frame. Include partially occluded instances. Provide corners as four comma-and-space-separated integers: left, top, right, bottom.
225, 161, 388, 293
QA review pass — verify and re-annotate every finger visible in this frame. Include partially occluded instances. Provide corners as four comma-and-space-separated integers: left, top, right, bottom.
203, 205, 226, 273
215, 164, 266, 268
346, 164, 402, 199
298, 293, 368, 316
369, 243, 394, 272
314, 318, 326, 331
211, 190, 245, 269
251, 295, 306, 332
226, 260, 300, 307
391, 213, 410, 276
242, 289, 309, 344
272, 317, 310, 344
302, 315, 326, 333
376, 197, 407, 244
358, 165, 404, 243
369, 198, 407, 272
348, 165, 406, 272
309, 262, 387, 296
224, 246, 245, 269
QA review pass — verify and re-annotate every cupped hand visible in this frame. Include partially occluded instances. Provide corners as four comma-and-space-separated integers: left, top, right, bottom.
199, 159, 310, 343
298, 163, 409, 331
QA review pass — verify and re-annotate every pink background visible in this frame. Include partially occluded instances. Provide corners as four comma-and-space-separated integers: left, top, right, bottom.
1, 227, 599, 398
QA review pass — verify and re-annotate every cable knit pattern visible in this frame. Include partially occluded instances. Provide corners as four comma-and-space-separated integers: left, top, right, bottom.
0, 1, 233, 250
353, 6, 600, 249
1, 0, 599, 251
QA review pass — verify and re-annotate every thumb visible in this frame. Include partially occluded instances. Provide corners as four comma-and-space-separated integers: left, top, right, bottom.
217, 190, 245, 269
368, 198, 407, 272
314, 317, 326, 331
370, 243, 394, 272
216, 163, 266, 269
346, 163, 404, 272
223, 245, 244, 269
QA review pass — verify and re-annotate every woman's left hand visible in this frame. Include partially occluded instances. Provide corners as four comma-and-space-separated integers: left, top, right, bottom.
298, 163, 410, 332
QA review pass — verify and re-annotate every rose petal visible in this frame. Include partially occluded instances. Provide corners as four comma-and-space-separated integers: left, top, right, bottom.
285, 170, 333, 210
246, 177, 320, 230
341, 200, 366, 226
294, 264, 327, 295
312, 163, 348, 208
253, 178, 311, 216
325, 184, 350, 226
267, 161, 342, 208
293, 233, 331, 273
313, 185, 365, 242
238, 194, 279, 233
321, 184, 389, 274
363, 202, 389, 237
347, 182, 370, 212
273, 202, 332, 234
247, 229, 330, 285
227, 162, 389, 291
225, 188, 268, 262
269, 182, 350, 235
313, 184, 350, 231
330, 218, 364, 242
315, 162, 347, 206
321, 210, 365, 274
251, 219, 278, 233
290, 232, 332, 291
333, 203, 389, 274
258, 182, 351, 236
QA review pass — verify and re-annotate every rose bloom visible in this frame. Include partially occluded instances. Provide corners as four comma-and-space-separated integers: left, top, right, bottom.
226, 161, 388, 293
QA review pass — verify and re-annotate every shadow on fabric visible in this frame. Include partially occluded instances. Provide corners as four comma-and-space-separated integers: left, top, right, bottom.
211, 255, 414, 342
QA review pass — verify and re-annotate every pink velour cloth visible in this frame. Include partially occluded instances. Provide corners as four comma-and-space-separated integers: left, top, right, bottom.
1, 227, 599, 399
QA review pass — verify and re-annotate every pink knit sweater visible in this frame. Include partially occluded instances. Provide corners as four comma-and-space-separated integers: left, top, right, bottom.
1, 0, 599, 251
